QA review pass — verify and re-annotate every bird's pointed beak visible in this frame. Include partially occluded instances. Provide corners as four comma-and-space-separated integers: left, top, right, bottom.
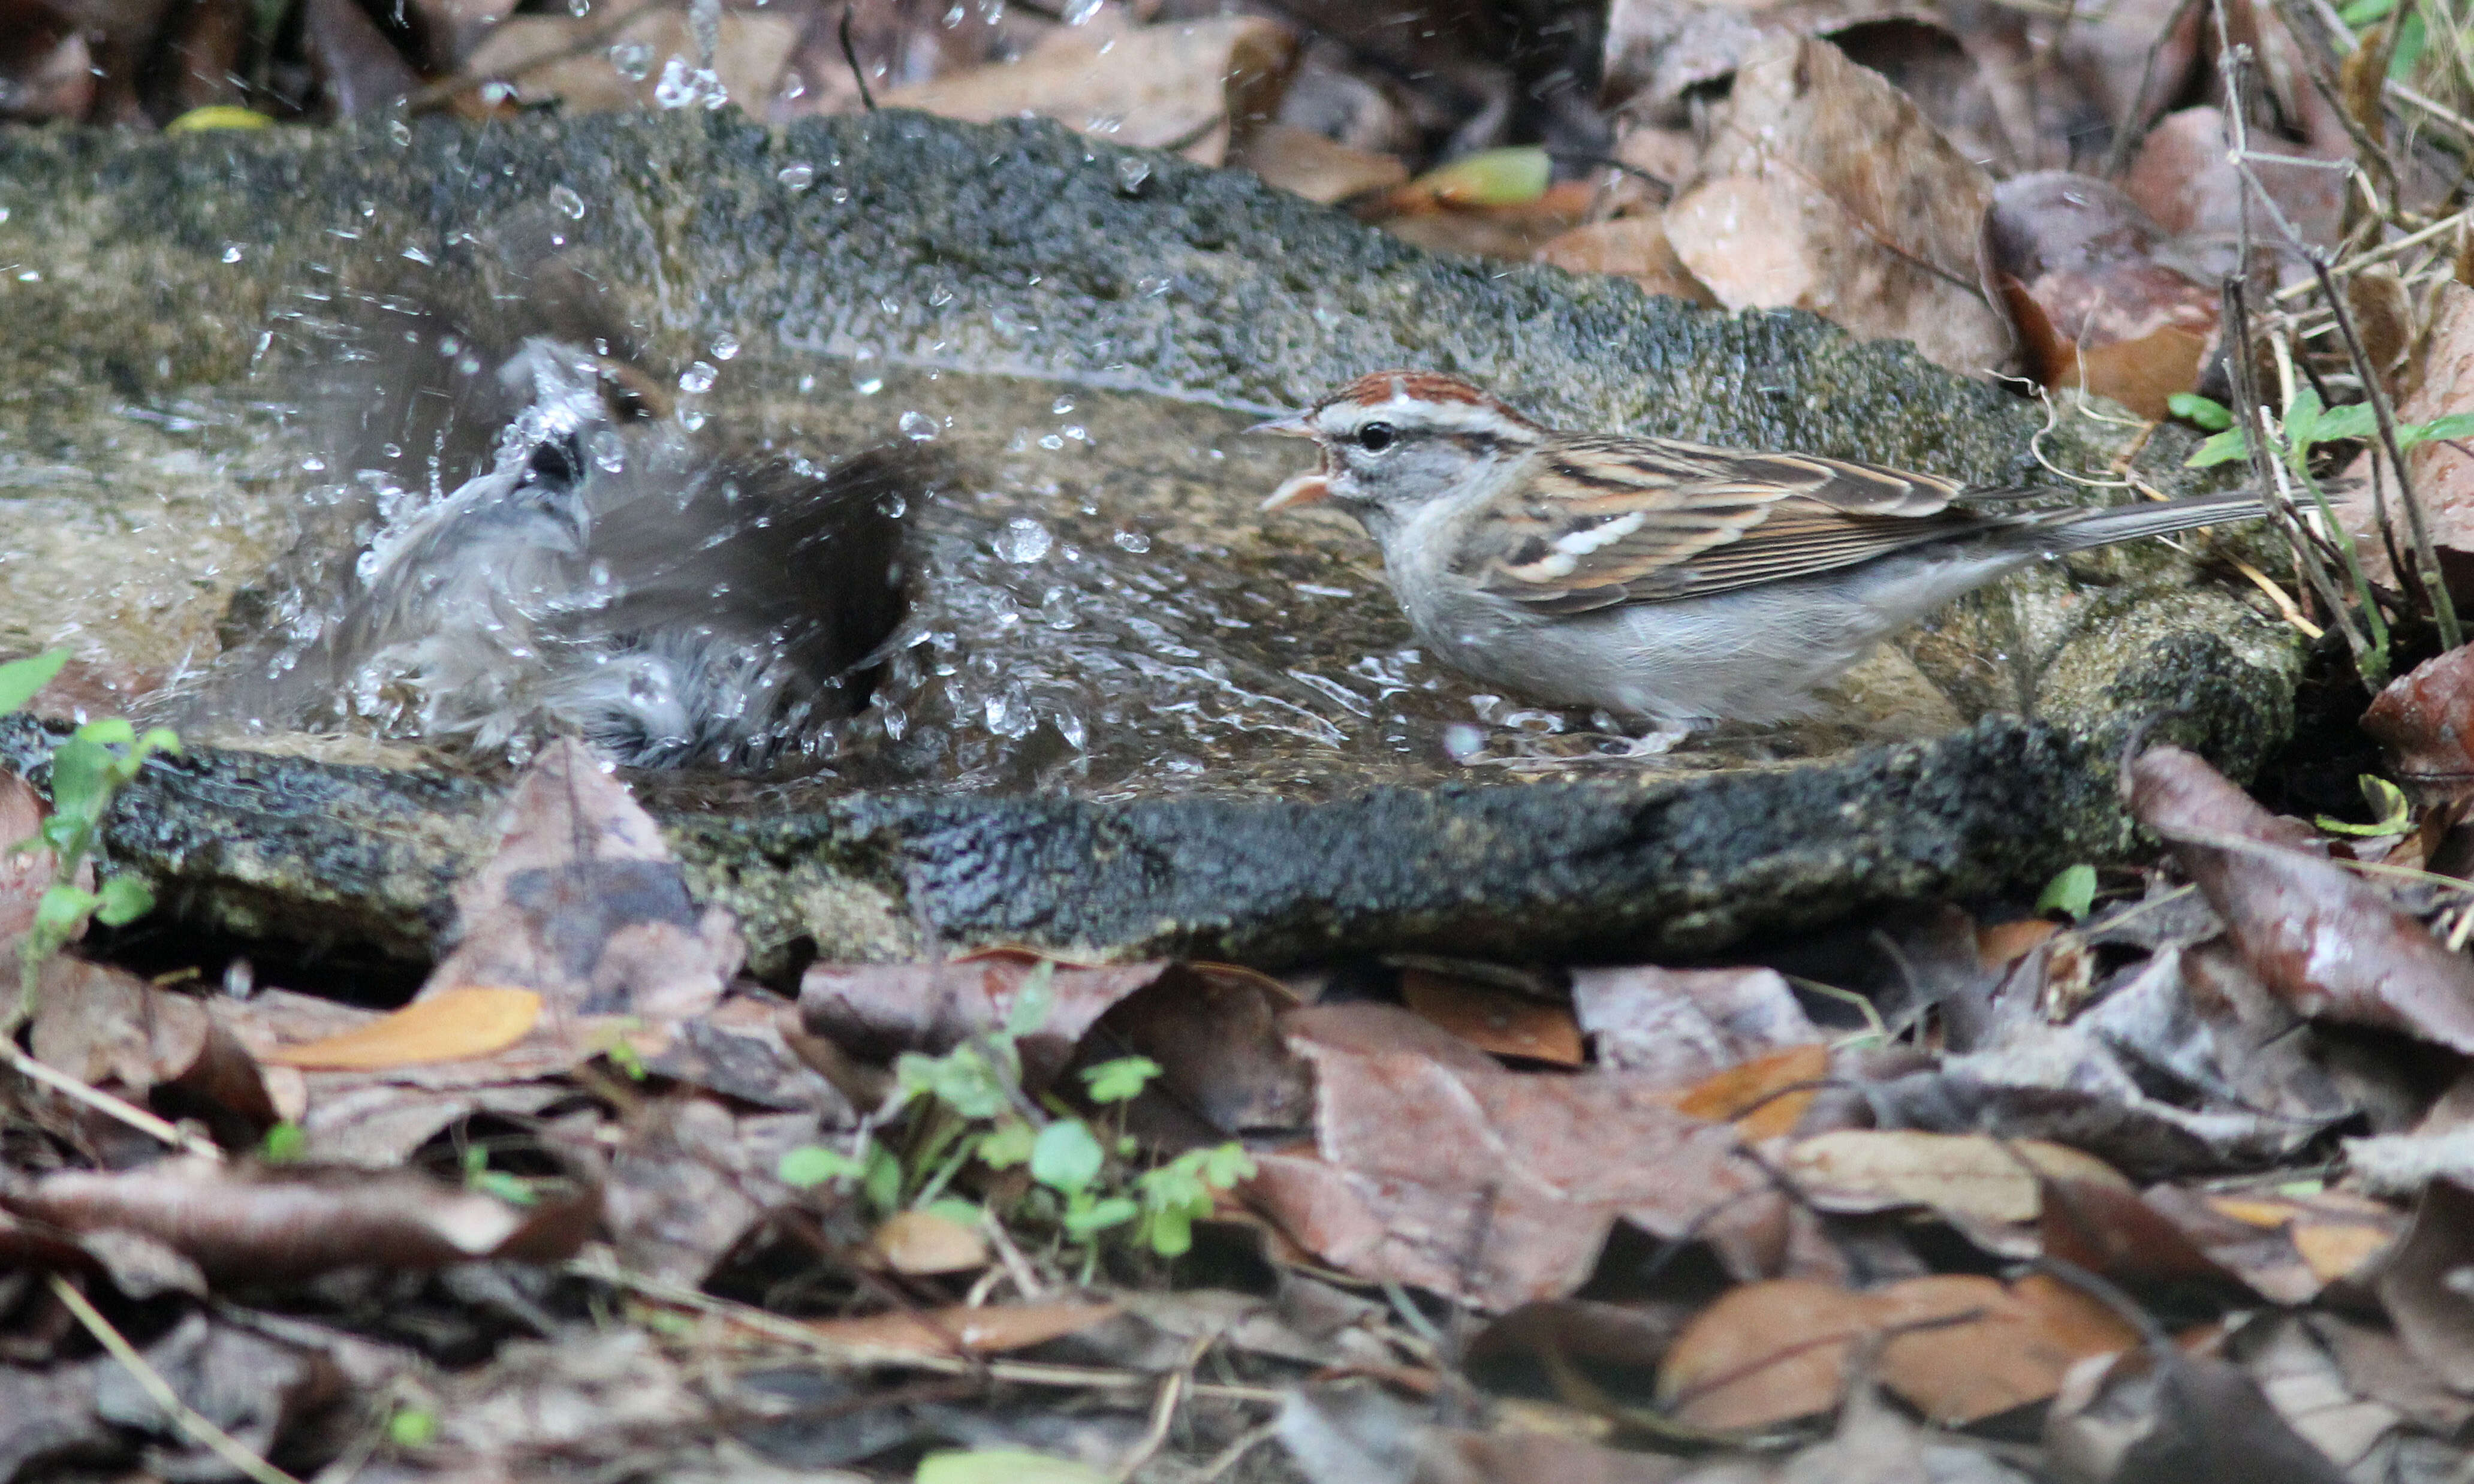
1246, 412, 1314, 438
1261, 469, 1331, 511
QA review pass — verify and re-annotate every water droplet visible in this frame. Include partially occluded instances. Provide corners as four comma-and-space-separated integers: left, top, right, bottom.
929, 284, 954, 306
609, 40, 652, 78
388, 119, 412, 146
711, 332, 740, 361
798, 373, 816, 393
1051, 394, 1075, 415
400, 243, 433, 264
777, 162, 815, 191
301, 456, 327, 472
1063, 424, 1087, 442
550, 184, 586, 219
828, 186, 851, 204
221, 243, 243, 263
1443, 724, 1487, 762
1064, 0, 1103, 20
899, 411, 938, 441
677, 361, 718, 393
653, 56, 698, 107
997, 518, 1053, 564
1041, 588, 1078, 628
679, 406, 707, 430
853, 372, 884, 396
1111, 529, 1150, 553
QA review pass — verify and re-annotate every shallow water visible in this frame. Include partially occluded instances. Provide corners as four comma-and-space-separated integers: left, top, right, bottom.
4, 331, 1994, 800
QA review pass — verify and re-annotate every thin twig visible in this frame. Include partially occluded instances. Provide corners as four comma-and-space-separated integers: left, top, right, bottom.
1108, 1335, 1208, 1484
2312, 251, 2463, 646
1, 1043, 220, 1160
48, 1274, 303, 1484
568, 1253, 1289, 1402
839, 5, 876, 111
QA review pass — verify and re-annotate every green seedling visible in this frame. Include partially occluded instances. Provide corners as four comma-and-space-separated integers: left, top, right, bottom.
2317, 774, 2414, 837
776, 962, 1253, 1266
2036, 862, 2098, 921
0, 651, 179, 1026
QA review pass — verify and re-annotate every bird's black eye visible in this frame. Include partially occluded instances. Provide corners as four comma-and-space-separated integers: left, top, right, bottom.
1357, 422, 1396, 453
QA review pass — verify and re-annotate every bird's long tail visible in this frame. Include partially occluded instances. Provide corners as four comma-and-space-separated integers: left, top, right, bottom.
2032, 491, 2265, 551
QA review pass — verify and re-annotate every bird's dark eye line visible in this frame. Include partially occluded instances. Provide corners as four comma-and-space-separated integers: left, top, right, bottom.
1357, 422, 1396, 453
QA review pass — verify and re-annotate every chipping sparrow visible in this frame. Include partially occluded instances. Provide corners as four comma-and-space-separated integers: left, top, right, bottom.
1256, 370, 2261, 734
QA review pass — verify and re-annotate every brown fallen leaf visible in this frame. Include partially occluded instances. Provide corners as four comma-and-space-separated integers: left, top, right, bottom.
261, 985, 543, 1070
1090, 961, 1310, 1135
1780, 1129, 2131, 1224
0, 1157, 597, 1280
460, 6, 798, 116
1659, 1274, 2139, 1429
1664, 33, 2011, 378
301, 0, 418, 116
2362, 644, 2474, 799
2128, 744, 2474, 1051
1570, 964, 1823, 1083
26, 960, 279, 1145
879, 16, 1297, 167
1668, 1043, 1827, 1139
2038, 1176, 2249, 1292
1986, 172, 2219, 420
2341, 282, 2474, 590
426, 736, 740, 1025
1534, 218, 1720, 308
2123, 105, 2344, 264
0, 0, 93, 123
861, 1209, 989, 1276
802, 1299, 1119, 1361
0, 768, 64, 939
1244, 1005, 1756, 1310
1231, 122, 1406, 204
2370, 1179, 2474, 1391
1401, 968, 1584, 1067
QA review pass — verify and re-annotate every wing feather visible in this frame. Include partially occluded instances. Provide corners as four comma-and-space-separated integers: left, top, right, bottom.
1467, 436, 1997, 611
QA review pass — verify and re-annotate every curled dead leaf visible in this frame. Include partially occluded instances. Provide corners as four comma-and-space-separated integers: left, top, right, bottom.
0, 1157, 598, 1280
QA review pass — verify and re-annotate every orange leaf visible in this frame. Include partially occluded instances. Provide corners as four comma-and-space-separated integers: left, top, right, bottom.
263, 986, 543, 1069
1401, 970, 1584, 1066
1670, 1043, 1828, 1139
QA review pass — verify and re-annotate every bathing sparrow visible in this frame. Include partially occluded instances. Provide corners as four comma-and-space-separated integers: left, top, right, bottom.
1256, 370, 2261, 731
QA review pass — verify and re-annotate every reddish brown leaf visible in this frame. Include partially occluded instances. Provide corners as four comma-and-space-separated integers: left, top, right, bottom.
2037, 1176, 2248, 1290
1401, 969, 1584, 1066
300, 0, 417, 116
1092, 962, 1310, 1134
1250, 1005, 1756, 1310
1986, 172, 2219, 419
2364, 644, 2474, 798
2129, 745, 2474, 1050
1659, 1274, 2139, 1429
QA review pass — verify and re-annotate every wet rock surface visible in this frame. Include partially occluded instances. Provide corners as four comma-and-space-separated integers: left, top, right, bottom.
0, 108, 2300, 965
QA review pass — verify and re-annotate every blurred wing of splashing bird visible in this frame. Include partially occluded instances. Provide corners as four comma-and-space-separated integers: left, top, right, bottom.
180, 273, 918, 773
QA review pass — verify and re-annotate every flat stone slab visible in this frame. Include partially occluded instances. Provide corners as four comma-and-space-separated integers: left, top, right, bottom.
0, 110, 2301, 970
